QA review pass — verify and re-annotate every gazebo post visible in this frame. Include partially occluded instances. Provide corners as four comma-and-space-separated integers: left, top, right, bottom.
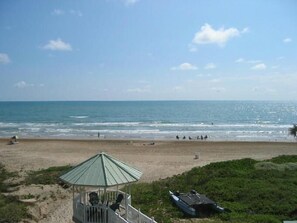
83, 189, 86, 223
125, 185, 128, 220
104, 187, 106, 203
129, 184, 131, 202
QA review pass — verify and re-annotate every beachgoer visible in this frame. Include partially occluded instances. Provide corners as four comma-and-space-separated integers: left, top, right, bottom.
200, 135, 203, 140
176, 135, 179, 140
204, 135, 208, 140
183, 136, 186, 140
98, 132, 100, 138
189, 136, 192, 140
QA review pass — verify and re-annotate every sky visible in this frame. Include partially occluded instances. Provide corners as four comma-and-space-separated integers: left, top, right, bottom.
0, 0, 296, 101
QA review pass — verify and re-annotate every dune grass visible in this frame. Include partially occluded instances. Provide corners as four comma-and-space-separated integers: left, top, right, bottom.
6, 155, 297, 223
24, 165, 72, 185
0, 164, 29, 223
129, 155, 297, 223
0, 164, 72, 223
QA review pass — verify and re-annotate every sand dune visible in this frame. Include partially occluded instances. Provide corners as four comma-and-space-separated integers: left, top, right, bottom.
1, 138, 296, 222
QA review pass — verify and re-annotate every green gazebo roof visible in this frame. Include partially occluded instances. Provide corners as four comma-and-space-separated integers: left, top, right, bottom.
59, 152, 142, 187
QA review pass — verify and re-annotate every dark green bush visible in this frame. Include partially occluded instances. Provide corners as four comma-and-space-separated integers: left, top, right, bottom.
24, 165, 72, 185
130, 156, 297, 223
0, 165, 30, 223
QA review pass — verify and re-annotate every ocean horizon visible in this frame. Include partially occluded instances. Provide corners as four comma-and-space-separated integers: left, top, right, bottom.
0, 100, 296, 142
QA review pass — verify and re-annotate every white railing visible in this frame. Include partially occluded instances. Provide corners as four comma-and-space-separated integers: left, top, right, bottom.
73, 199, 84, 223
72, 190, 156, 223
127, 204, 157, 223
108, 208, 129, 223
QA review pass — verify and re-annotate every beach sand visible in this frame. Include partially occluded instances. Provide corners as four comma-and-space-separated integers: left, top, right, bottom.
0, 138, 296, 222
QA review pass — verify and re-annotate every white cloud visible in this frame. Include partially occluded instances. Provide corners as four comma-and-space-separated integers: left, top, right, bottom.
123, 0, 139, 6
235, 58, 261, 64
277, 56, 284, 60
173, 86, 183, 91
210, 78, 221, 83
127, 88, 149, 93
211, 87, 226, 93
188, 44, 197, 52
242, 27, 249, 33
42, 38, 72, 51
252, 87, 259, 92
283, 38, 292, 43
126, 81, 151, 93
138, 80, 150, 84
171, 63, 198, 70
14, 81, 33, 88
69, 10, 83, 17
52, 9, 82, 17
0, 53, 10, 64
196, 73, 211, 77
247, 60, 262, 64
14, 81, 44, 88
192, 23, 248, 47
204, 63, 216, 70
251, 63, 266, 70
235, 58, 244, 63
52, 9, 64, 16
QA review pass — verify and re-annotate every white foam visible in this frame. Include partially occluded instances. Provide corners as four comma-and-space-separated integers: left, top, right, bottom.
70, 116, 89, 119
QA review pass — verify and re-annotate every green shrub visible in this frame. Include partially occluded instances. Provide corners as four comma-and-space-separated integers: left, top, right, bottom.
270, 155, 297, 164
130, 155, 297, 223
0, 164, 30, 222
24, 165, 72, 185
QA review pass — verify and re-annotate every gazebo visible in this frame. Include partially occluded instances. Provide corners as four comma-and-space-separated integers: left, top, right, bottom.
59, 152, 156, 223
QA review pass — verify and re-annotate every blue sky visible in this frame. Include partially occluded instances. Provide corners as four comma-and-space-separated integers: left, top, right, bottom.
0, 0, 296, 101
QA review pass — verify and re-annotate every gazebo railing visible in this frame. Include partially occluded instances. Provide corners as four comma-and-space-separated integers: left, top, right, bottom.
127, 204, 157, 223
108, 209, 129, 223
73, 201, 84, 223
73, 189, 131, 223
73, 202, 129, 223
72, 189, 156, 223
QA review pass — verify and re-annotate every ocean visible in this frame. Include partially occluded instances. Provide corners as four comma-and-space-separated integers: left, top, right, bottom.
0, 101, 296, 141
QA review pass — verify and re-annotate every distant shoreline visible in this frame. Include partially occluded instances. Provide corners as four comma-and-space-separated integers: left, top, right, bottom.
0, 136, 295, 143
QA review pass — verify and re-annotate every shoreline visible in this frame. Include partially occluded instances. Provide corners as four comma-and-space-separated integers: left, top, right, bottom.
1, 138, 296, 180
0, 136, 295, 143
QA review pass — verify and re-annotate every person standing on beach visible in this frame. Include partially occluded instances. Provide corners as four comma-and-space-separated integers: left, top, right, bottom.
98, 132, 100, 139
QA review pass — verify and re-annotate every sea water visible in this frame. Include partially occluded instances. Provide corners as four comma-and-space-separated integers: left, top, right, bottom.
0, 101, 296, 141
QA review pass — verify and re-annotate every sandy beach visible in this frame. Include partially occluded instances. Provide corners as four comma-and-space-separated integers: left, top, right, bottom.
1, 138, 297, 222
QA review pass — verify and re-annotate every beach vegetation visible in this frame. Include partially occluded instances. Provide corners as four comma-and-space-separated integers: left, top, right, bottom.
129, 155, 297, 223
24, 165, 72, 185
289, 124, 297, 138
0, 165, 72, 222
0, 164, 30, 223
